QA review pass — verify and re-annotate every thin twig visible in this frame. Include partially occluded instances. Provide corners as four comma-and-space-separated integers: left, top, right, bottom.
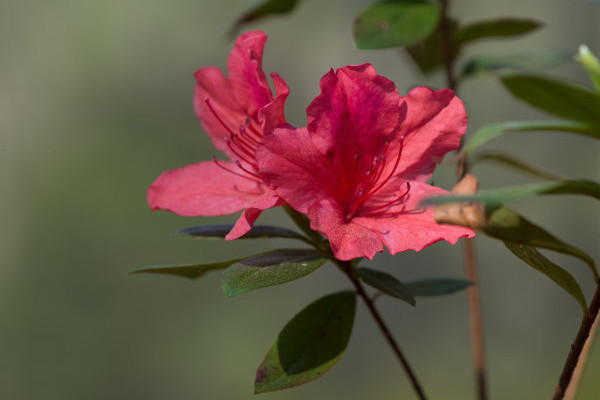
283, 208, 429, 399
564, 311, 599, 399
337, 261, 429, 400
552, 280, 600, 400
439, 0, 488, 398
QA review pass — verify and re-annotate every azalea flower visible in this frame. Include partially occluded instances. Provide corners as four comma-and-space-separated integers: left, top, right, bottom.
258, 64, 474, 260
148, 31, 288, 239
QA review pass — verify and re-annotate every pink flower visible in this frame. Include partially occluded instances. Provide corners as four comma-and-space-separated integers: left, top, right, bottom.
258, 64, 474, 260
148, 31, 288, 239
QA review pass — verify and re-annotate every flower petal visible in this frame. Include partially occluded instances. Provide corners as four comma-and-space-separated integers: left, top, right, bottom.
258, 126, 336, 213
258, 72, 289, 135
396, 87, 468, 181
307, 64, 401, 165
355, 181, 474, 254
307, 198, 383, 261
225, 194, 282, 240
227, 31, 273, 116
148, 161, 265, 216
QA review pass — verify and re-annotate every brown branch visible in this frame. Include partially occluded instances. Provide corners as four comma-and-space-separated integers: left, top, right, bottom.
565, 311, 599, 399
338, 261, 429, 400
552, 280, 600, 400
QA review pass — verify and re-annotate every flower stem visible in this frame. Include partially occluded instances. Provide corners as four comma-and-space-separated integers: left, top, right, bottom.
552, 280, 600, 400
282, 208, 429, 399
439, 1, 488, 398
337, 260, 429, 400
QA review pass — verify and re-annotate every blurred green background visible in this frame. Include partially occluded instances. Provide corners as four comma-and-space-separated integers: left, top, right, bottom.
2, 0, 599, 399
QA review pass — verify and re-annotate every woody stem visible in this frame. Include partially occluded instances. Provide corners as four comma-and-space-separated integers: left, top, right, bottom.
552, 280, 600, 400
337, 260, 429, 400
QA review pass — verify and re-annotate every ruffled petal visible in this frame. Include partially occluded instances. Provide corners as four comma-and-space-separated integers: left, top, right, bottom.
307, 64, 400, 166
258, 72, 289, 135
148, 161, 265, 216
395, 87, 468, 181
355, 181, 474, 254
307, 198, 383, 261
258, 126, 336, 213
227, 31, 273, 116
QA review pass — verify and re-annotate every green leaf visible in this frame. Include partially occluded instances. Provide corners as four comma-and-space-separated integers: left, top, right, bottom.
455, 18, 542, 45
255, 291, 356, 393
463, 120, 598, 155
354, 267, 415, 305
175, 223, 306, 241
230, 0, 303, 35
221, 249, 326, 297
422, 180, 600, 207
484, 207, 598, 280
504, 241, 587, 311
131, 258, 242, 279
501, 75, 600, 125
354, 0, 441, 50
462, 51, 569, 78
576, 45, 600, 92
406, 279, 473, 296
406, 19, 458, 73
471, 151, 564, 181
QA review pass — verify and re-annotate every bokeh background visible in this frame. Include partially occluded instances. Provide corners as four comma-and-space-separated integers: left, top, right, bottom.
2, 0, 599, 399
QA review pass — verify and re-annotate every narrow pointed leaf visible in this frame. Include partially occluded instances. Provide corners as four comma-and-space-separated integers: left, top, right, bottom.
471, 151, 564, 181
462, 51, 569, 78
255, 291, 356, 393
455, 18, 542, 45
504, 241, 587, 311
355, 267, 415, 305
501, 75, 600, 125
221, 249, 326, 297
131, 258, 242, 279
422, 180, 600, 207
231, 0, 303, 36
483, 207, 598, 279
463, 120, 598, 155
174, 223, 306, 241
354, 0, 441, 50
406, 279, 473, 296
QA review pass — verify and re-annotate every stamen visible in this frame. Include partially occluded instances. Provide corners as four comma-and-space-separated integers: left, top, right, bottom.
238, 125, 259, 146
365, 182, 411, 215
213, 157, 261, 183
230, 134, 256, 159
245, 118, 263, 140
235, 160, 262, 179
204, 98, 236, 136
368, 136, 404, 196
343, 136, 408, 222
224, 136, 257, 169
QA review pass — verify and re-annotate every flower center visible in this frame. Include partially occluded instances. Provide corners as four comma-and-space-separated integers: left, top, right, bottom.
204, 97, 262, 183
343, 136, 411, 222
